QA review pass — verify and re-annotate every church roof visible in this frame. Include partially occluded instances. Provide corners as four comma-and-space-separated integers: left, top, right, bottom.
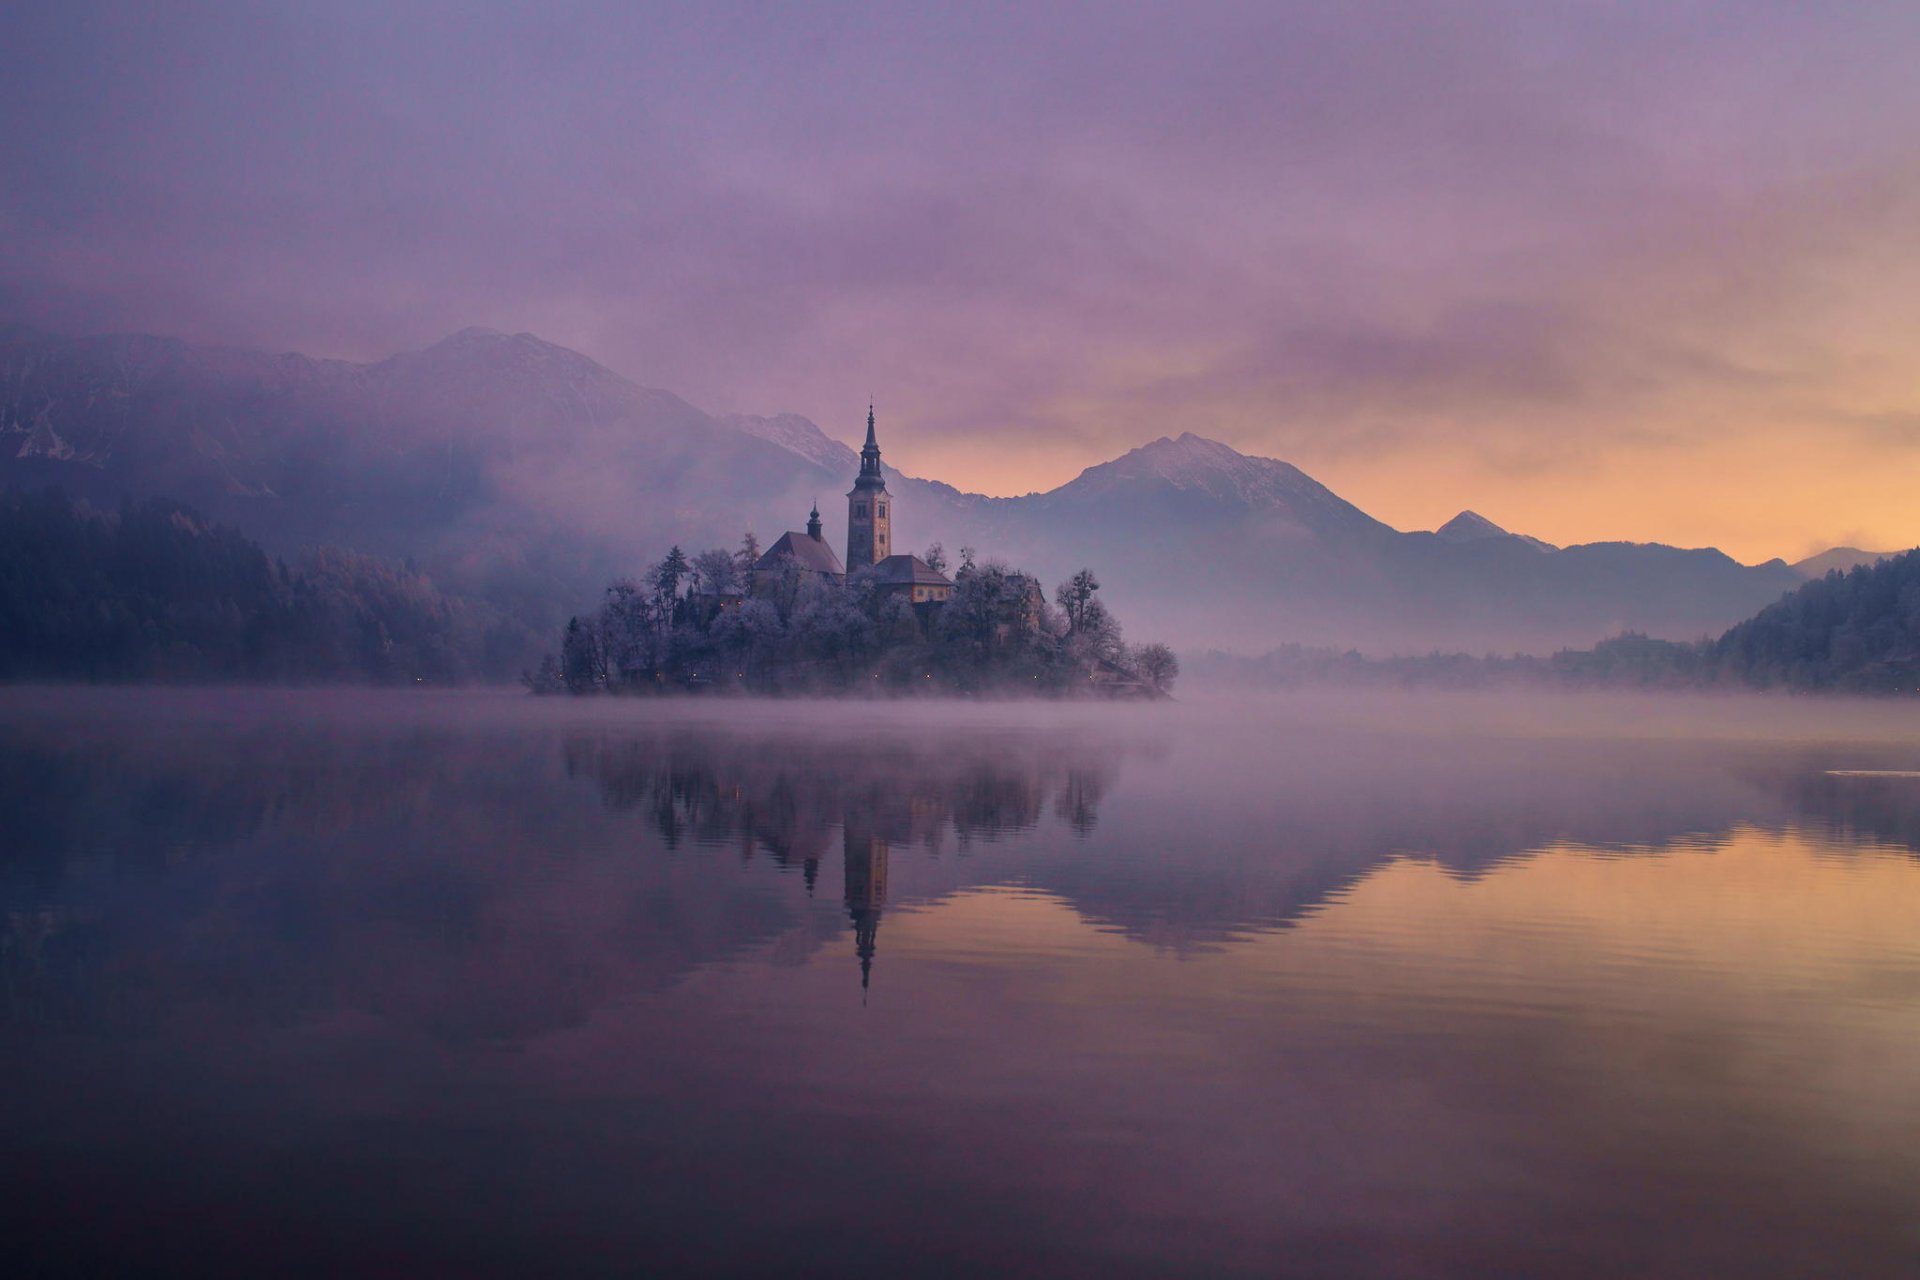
870, 554, 952, 587
756, 531, 845, 577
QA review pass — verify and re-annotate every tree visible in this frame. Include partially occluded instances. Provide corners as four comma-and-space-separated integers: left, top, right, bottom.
561, 616, 603, 693
761, 553, 804, 622
524, 653, 564, 694
599, 578, 651, 684
692, 547, 741, 598
735, 531, 762, 576
1056, 569, 1100, 633
1133, 642, 1180, 692
1056, 569, 1122, 669
654, 545, 691, 601
711, 596, 785, 678
923, 542, 948, 573
651, 546, 692, 640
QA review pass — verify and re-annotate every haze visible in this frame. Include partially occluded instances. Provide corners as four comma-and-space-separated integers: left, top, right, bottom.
5, 2, 1920, 561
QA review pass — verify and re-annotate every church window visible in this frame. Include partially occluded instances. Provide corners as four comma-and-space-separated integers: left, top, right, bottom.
877, 503, 887, 519
855, 503, 867, 519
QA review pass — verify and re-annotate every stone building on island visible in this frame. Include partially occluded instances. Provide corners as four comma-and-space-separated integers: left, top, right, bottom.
748, 504, 844, 595
751, 405, 954, 605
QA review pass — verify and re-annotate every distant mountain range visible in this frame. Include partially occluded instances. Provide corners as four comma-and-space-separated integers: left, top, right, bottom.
2, 322, 1872, 654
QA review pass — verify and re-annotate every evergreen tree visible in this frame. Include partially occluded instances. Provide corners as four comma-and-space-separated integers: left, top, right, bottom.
735, 531, 762, 576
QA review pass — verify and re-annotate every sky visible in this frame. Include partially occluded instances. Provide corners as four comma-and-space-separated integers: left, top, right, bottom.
4, 1, 1920, 561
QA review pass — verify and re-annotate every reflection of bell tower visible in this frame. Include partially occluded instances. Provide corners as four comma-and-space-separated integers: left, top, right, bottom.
843, 821, 890, 993
846, 405, 890, 571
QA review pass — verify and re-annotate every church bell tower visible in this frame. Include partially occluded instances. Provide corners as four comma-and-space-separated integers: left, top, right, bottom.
846, 404, 890, 571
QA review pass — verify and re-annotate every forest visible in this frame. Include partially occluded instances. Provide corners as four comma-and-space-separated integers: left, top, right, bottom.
0, 489, 530, 682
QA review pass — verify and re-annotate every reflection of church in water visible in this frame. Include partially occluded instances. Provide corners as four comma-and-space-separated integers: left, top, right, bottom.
843, 821, 888, 993
566, 728, 1117, 994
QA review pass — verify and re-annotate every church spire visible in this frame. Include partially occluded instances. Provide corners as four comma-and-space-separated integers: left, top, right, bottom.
859, 403, 882, 478
806, 502, 822, 541
847, 401, 889, 568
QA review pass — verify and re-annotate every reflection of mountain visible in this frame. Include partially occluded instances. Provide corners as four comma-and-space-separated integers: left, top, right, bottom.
6, 697, 1920, 1031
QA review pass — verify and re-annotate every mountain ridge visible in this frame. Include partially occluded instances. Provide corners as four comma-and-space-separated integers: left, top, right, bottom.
0, 321, 1824, 655
1791, 546, 1896, 579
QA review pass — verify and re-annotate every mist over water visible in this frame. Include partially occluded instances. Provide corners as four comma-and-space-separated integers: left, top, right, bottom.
4, 688, 1920, 1277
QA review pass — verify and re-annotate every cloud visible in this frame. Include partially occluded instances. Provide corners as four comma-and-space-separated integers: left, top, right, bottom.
4, 1, 1920, 556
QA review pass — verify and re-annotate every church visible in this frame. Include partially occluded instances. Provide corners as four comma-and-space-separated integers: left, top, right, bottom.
751, 406, 955, 605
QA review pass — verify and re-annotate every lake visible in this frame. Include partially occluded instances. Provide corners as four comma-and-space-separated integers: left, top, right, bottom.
4, 687, 1919, 1278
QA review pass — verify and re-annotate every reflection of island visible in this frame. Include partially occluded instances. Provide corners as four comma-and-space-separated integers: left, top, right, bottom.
9, 698, 1920, 1029
566, 727, 1128, 988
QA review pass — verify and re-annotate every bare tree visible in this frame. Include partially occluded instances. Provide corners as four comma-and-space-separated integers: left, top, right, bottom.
1132, 642, 1180, 692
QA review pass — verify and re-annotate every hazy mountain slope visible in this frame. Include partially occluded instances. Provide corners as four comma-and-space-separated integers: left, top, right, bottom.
905, 433, 1799, 653
1791, 546, 1900, 579
0, 325, 843, 634
723, 413, 859, 475
1, 324, 1806, 655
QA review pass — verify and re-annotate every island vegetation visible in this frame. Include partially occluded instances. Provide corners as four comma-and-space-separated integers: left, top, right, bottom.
529, 538, 1181, 697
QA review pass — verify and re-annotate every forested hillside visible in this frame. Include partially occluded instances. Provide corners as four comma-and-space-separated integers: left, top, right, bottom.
0, 491, 527, 682
1715, 550, 1920, 690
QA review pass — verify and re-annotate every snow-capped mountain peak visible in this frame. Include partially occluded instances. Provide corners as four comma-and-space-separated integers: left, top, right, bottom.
722, 413, 859, 475
1436, 510, 1556, 552
1049, 432, 1391, 540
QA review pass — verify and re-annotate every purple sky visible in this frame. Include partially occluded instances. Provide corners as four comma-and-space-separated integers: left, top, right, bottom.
5, 1, 1920, 557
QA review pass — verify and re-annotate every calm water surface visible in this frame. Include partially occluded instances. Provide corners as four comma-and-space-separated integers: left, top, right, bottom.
4, 688, 1920, 1278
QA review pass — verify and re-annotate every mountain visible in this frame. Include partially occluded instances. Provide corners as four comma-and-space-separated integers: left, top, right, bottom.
1, 324, 1808, 655
1791, 546, 1900, 579
0, 324, 844, 639
723, 413, 859, 475
1435, 510, 1557, 553
930, 433, 1800, 652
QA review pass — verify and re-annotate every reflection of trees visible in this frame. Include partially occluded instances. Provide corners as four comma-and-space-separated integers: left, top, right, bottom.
566, 730, 1121, 860
0, 715, 1130, 1036
1765, 765, 1920, 852
1055, 769, 1106, 837
567, 728, 1124, 988
16, 703, 1920, 1033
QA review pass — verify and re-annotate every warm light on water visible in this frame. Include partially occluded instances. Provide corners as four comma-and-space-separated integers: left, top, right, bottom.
4, 688, 1919, 1276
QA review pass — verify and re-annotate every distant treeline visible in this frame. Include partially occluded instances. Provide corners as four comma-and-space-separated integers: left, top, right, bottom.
1191, 549, 1920, 695
534, 541, 1179, 697
0, 489, 535, 683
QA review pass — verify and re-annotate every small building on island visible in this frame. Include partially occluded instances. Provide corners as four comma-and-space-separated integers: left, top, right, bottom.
751, 405, 954, 605
750, 504, 845, 592
871, 554, 953, 604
